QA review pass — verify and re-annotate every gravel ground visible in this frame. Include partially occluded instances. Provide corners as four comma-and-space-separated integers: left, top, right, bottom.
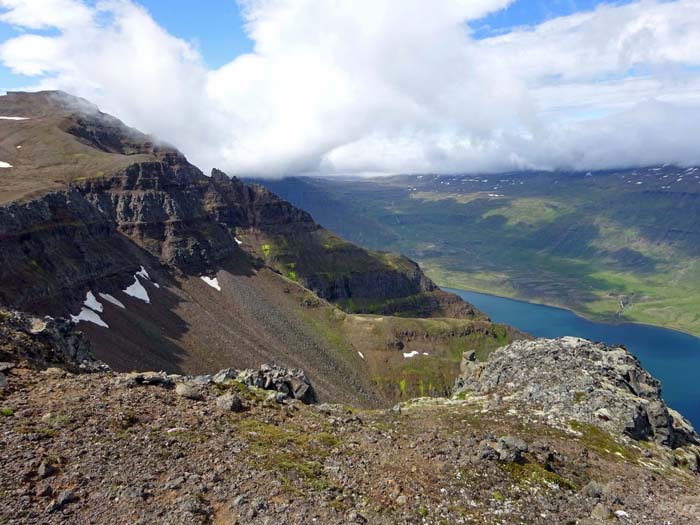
1, 365, 699, 525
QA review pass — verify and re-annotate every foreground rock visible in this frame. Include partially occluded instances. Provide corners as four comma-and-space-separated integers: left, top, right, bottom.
455, 337, 699, 448
1, 322, 699, 523
1, 359, 700, 524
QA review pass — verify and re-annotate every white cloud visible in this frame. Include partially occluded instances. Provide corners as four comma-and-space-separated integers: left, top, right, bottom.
0, 0, 92, 30
0, 0, 699, 175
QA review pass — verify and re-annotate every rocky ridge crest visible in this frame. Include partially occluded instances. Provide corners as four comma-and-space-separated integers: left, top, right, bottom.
455, 336, 698, 448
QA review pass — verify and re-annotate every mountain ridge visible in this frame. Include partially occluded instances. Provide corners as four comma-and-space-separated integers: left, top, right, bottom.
0, 90, 512, 406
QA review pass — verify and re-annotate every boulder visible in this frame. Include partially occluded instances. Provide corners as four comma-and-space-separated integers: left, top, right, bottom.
238, 364, 317, 404
175, 383, 203, 401
216, 393, 245, 412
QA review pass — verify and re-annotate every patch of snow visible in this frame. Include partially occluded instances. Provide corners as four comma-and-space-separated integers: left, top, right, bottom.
423, 352, 429, 356
135, 265, 160, 287
71, 307, 108, 328
84, 291, 103, 313
201, 276, 221, 291
357, 351, 365, 360
136, 266, 151, 280
235, 237, 243, 245
16, 145, 21, 149
123, 277, 150, 303
99, 293, 126, 309
0, 116, 29, 120
635, 181, 643, 185
403, 351, 419, 358
614, 510, 630, 519
0, 161, 12, 168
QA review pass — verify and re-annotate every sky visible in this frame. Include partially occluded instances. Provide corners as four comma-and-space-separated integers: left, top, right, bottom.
0, 0, 698, 177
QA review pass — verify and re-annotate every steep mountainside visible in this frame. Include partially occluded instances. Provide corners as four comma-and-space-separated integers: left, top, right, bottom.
258, 170, 700, 334
0, 91, 510, 406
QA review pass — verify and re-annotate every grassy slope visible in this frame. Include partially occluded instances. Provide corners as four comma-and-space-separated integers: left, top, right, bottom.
0, 92, 161, 204
259, 170, 700, 335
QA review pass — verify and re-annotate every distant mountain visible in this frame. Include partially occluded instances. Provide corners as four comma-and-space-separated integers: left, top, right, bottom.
0, 91, 515, 405
258, 168, 700, 335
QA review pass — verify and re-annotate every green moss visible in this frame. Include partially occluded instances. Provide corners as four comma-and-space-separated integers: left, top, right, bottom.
317, 432, 341, 447
569, 421, 637, 462
503, 462, 578, 491
573, 391, 586, 404
399, 379, 407, 397
261, 244, 271, 257
453, 390, 470, 401
238, 419, 340, 494
43, 414, 72, 428
0, 407, 13, 417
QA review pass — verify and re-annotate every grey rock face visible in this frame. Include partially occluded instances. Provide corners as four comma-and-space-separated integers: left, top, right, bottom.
455, 337, 698, 448
238, 364, 317, 404
0, 308, 108, 373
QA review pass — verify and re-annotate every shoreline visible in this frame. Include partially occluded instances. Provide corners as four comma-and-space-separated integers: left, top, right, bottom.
440, 284, 699, 339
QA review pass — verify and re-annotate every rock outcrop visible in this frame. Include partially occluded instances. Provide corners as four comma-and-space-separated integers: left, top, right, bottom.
119, 364, 317, 404
236, 364, 317, 404
455, 336, 698, 448
0, 308, 108, 373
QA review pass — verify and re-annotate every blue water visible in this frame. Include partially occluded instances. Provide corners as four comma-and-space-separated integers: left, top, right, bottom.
447, 288, 700, 429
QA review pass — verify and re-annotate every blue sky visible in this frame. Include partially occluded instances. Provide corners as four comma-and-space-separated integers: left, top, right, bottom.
0, 0, 634, 90
473, 0, 635, 37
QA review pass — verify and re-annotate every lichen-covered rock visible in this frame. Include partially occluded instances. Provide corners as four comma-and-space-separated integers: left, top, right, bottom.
238, 364, 317, 404
455, 336, 698, 448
